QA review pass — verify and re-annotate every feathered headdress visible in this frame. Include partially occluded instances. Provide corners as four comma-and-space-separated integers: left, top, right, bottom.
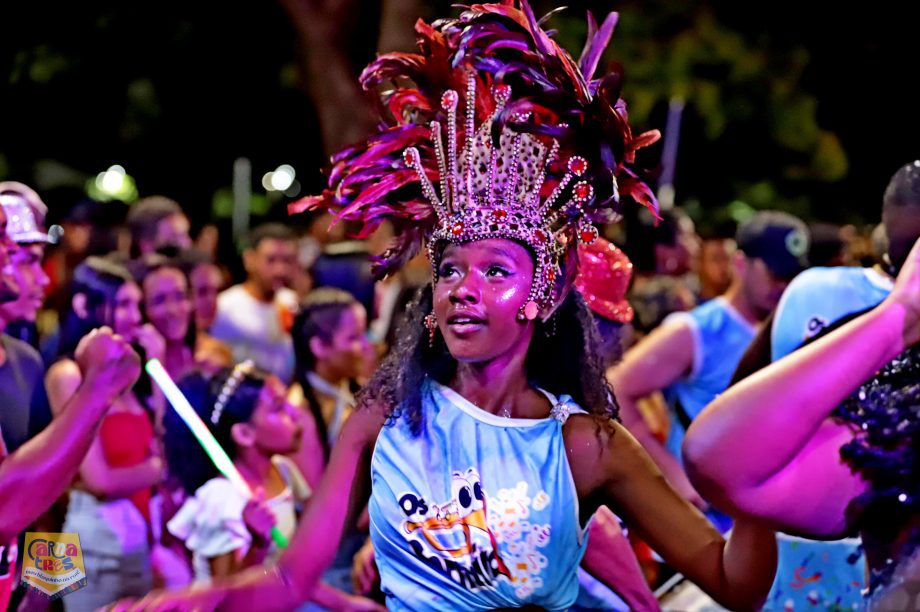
292, 1, 659, 319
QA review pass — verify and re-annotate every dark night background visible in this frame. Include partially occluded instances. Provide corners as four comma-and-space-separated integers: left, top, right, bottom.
2, 0, 918, 237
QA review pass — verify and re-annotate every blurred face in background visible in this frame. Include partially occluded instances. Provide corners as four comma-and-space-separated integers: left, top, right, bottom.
310, 303, 370, 381
248, 376, 303, 455
189, 262, 224, 331
0, 243, 49, 322
143, 266, 192, 344
244, 238, 296, 300
153, 212, 192, 252
698, 238, 736, 299
739, 256, 790, 320
111, 281, 144, 339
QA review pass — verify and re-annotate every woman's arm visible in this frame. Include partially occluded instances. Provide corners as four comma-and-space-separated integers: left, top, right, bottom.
682, 253, 920, 535
570, 417, 776, 611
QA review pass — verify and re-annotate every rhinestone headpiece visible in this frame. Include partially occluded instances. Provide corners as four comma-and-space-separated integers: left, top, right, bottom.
289, 2, 661, 315
211, 360, 255, 425
403, 74, 604, 320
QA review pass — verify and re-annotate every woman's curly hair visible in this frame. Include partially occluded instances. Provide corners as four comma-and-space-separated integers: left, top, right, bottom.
358, 283, 618, 434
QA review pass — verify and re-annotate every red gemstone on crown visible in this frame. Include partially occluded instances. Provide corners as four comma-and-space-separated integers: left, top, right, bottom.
403, 150, 415, 167
546, 268, 557, 283
451, 222, 465, 236
579, 226, 599, 244
533, 229, 548, 242
568, 156, 588, 176
441, 90, 459, 109
492, 209, 508, 221
493, 84, 511, 103
573, 181, 592, 201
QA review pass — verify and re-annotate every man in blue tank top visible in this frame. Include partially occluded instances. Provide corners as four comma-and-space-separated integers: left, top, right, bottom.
609, 211, 809, 519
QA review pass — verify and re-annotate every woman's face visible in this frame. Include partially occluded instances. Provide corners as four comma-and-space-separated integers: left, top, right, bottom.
315, 304, 370, 380
111, 281, 143, 338
250, 376, 303, 454
433, 238, 535, 364
143, 267, 192, 343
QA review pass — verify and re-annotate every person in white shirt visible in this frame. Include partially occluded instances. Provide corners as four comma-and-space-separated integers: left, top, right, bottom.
211, 224, 298, 382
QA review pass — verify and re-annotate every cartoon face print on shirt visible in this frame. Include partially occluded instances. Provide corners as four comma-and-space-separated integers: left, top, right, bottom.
397, 468, 511, 592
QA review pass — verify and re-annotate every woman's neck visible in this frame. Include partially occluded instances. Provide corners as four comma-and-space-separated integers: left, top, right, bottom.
450, 349, 535, 417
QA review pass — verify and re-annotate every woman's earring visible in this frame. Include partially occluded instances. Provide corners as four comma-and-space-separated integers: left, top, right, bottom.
425, 312, 438, 347
518, 300, 539, 322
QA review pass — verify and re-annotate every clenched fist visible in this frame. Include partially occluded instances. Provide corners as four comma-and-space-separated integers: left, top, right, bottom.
75, 327, 141, 401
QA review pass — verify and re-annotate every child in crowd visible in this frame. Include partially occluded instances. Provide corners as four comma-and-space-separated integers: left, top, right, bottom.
163, 363, 382, 609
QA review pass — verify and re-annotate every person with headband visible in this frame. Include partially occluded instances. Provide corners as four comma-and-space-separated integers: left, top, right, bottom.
118, 3, 776, 609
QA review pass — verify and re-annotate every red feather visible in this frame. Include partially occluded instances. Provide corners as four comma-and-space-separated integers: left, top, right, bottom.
291, 0, 658, 280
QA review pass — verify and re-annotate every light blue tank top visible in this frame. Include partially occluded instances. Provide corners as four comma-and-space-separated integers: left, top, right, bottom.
369, 379, 591, 611
663, 297, 757, 460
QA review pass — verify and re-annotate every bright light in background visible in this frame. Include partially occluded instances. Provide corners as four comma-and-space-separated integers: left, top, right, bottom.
271, 164, 295, 191
262, 164, 296, 192
97, 165, 126, 193
86, 164, 138, 202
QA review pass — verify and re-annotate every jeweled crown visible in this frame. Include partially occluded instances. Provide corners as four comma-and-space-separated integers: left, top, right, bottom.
403, 74, 607, 320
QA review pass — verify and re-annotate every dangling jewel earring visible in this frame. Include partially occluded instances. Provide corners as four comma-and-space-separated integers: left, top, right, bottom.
425, 312, 438, 347
518, 300, 539, 322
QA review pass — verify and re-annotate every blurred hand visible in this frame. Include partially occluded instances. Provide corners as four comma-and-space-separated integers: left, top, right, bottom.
242, 489, 275, 547
133, 323, 167, 363
75, 327, 141, 403
351, 537, 379, 595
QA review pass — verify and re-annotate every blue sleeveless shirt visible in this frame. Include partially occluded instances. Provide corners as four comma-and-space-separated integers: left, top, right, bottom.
369, 379, 591, 610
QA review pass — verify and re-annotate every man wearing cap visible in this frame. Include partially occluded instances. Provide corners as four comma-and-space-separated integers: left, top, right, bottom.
0, 183, 53, 453
609, 211, 809, 521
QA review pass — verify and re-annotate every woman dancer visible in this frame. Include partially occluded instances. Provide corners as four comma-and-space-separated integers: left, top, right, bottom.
121, 3, 776, 609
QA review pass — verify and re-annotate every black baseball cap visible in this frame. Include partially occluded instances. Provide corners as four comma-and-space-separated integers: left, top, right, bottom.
736, 211, 810, 280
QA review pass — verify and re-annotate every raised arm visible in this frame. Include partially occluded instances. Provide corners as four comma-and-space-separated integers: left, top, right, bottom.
681, 239, 920, 536
570, 417, 776, 611
0, 328, 140, 543
608, 320, 703, 507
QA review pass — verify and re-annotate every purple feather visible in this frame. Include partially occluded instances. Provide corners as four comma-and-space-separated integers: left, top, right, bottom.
579, 11, 619, 82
